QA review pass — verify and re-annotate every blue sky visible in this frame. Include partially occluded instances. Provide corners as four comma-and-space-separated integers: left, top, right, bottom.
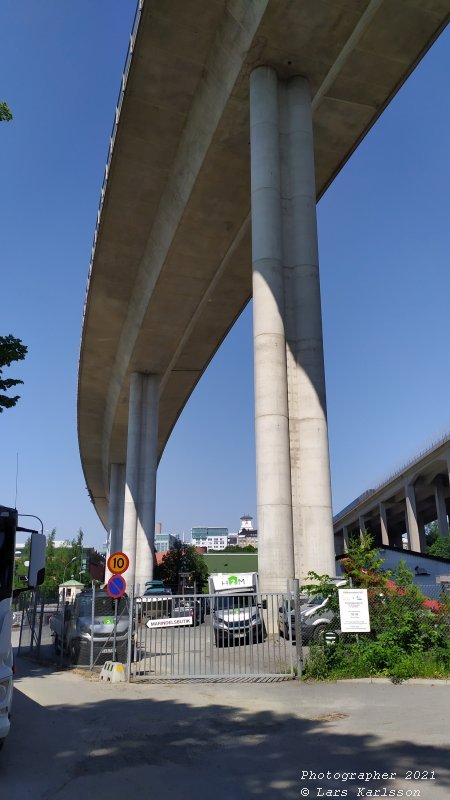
1, 3, 449, 550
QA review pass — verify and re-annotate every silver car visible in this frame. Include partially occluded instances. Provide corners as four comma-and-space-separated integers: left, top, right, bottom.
279, 585, 345, 644
213, 593, 265, 647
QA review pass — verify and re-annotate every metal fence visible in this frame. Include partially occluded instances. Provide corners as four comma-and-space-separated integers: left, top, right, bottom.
296, 583, 450, 679
16, 585, 131, 670
130, 591, 300, 680
15, 590, 57, 661
16, 582, 449, 682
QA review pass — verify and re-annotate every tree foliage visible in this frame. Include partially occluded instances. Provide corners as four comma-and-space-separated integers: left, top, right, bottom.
0, 334, 28, 412
0, 101, 13, 122
155, 541, 209, 592
0, 107, 28, 413
425, 521, 441, 548
14, 528, 88, 599
302, 534, 450, 682
427, 535, 450, 560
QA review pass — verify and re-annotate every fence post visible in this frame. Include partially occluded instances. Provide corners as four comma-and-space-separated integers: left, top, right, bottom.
60, 588, 66, 668
293, 579, 303, 679
30, 591, 38, 653
126, 584, 134, 682
36, 592, 45, 659
90, 582, 95, 669
113, 597, 118, 662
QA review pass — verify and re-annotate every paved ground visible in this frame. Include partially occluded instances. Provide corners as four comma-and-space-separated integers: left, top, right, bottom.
1, 655, 449, 800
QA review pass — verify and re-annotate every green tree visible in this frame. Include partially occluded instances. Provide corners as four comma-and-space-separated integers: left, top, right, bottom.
425, 521, 441, 549
1, 106, 28, 413
427, 535, 450, 560
0, 101, 13, 122
39, 528, 87, 599
156, 541, 209, 592
0, 335, 28, 413
13, 537, 31, 590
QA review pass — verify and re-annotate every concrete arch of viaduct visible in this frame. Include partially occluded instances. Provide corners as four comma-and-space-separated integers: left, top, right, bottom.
78, 0, 450, 591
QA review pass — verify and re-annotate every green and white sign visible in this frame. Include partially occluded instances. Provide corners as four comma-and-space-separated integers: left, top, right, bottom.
211, 573, 256, 591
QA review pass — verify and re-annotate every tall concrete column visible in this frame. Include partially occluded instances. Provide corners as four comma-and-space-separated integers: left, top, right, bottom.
280, 75, 335, 581
418, 514, 427, 552
122, 372, 160, 593
250, 66, 295, 593
358, 516, 365, 541
379, 502, 389, 546
342, 526, 349, 553
445, 452, 450, 485
434, 482, 449, 538
105, 463, 126, 583
405, 484, 421, 552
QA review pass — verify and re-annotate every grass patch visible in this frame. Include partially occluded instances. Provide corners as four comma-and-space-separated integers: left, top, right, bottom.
302, 641, 450, 683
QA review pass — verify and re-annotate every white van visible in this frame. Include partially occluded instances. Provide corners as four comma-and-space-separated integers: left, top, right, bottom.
209, 573, 265, 647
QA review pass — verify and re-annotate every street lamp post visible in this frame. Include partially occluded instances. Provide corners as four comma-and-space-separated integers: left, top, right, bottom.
62, 556, 77, 587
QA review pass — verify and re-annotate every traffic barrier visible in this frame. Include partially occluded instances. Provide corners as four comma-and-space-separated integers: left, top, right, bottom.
99, 661, 126, 682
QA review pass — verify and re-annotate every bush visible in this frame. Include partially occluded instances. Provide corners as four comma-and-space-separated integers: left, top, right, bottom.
301, 536, 450, 682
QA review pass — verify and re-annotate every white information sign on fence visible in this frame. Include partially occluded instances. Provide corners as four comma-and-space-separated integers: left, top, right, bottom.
146, 617, 192, 629
338, 588, 371, 633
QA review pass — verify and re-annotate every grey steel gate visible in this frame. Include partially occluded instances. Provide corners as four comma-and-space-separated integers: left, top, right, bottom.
129, 591, 300, 680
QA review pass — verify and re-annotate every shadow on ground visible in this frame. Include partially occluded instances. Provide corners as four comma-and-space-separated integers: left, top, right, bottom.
2, 656, 450, 800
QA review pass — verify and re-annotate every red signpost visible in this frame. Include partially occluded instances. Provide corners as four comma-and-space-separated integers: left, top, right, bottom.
107, 551, 129, 576
107, 574, 127, 599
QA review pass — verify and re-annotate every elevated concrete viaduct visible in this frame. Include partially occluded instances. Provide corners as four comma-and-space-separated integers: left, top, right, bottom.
78, 0, 450, 591
334, 434, 450, 555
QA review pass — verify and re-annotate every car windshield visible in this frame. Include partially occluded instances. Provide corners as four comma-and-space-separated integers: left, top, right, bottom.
214, 594, 257, 610
78, 595, 128, 617
303, 594, 324, 606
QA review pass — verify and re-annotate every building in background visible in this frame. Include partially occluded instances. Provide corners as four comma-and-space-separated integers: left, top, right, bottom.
191, 526, 228, 552
81, 547, 106, 582
154, 532, 178, 553
58, 579, 84, 602
238, 514, 258, 548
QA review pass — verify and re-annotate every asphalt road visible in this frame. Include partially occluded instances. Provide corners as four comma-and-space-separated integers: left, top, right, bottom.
1, 655, 449, 800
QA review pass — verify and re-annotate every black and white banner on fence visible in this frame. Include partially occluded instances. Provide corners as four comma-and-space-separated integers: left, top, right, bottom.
338, 588, 371, 633
145, 616, 193, 629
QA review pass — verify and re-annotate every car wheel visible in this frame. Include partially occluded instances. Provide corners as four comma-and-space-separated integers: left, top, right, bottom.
214, 631, 223, 648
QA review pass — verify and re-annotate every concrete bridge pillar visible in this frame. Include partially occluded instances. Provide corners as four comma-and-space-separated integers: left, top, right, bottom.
405, 484, 421, 552
359, 515, 366, 541
342, 526, 349, 553
434, 482, 449, 538
250, 66, 295, 593
122, 372, 159, 593
250, 66, 334, 590
417, 514, 427, 552
105, 462, 125, 583
379, 502, 389, 546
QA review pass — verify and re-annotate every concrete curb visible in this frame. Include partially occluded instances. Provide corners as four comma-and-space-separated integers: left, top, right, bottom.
326, 677, 450, 686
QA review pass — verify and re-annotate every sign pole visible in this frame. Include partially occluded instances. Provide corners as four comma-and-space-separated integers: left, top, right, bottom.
113, 597, 118, 662
293, 578, 303, 679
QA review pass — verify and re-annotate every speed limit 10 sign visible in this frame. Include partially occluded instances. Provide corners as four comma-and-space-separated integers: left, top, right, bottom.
107, 551, 129, 575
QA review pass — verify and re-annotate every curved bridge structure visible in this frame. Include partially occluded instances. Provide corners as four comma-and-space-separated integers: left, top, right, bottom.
78, 0, 449, 590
